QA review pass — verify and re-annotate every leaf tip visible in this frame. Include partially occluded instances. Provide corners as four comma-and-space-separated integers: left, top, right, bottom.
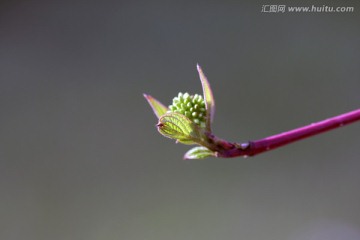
196, 64, 215, 131
196, 63, 203, 74
156, 122, 164, 128
183, 156, 191, 161
144, 94, 168, 119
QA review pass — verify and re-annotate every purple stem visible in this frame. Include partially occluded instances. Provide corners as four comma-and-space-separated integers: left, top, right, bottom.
218, 108, 360, 158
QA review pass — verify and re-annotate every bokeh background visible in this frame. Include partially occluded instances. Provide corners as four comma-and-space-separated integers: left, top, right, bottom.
1, 1, 360, 239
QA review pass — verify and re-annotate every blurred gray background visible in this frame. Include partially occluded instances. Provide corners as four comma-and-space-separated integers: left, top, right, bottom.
1, 1, 360, 240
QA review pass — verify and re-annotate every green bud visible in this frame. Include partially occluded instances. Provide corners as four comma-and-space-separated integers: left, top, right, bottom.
157, 112, 205, 145
168, 92, 207, 127
184, 146, 216, 160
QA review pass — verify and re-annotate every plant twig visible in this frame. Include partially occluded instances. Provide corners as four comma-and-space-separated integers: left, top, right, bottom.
145, 65, 360, 159
215, 108, 360, 158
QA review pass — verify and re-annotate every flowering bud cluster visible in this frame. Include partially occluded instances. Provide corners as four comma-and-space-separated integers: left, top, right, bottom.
168, 92, 206, 127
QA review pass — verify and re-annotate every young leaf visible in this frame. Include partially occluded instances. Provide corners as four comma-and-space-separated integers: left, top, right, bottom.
197, 64, 215, 131
184, 146, 216, 160
157, 112, 204, 144
143, 94, 168, 119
